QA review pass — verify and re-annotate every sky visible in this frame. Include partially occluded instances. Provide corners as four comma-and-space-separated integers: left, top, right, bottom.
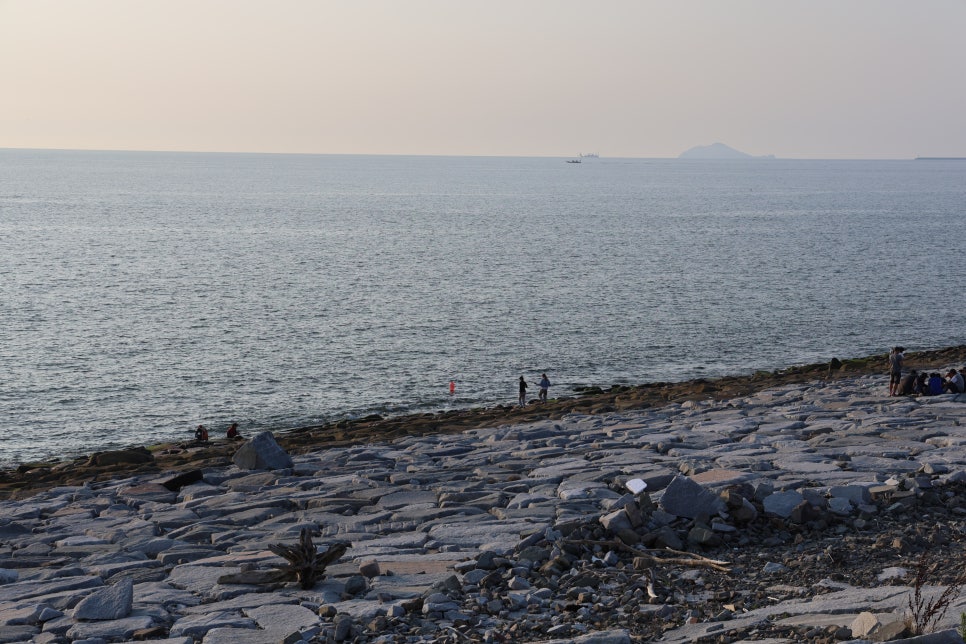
1, 1, 964, 159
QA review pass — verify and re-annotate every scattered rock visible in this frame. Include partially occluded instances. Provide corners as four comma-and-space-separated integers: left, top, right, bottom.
231, 431, 294, 470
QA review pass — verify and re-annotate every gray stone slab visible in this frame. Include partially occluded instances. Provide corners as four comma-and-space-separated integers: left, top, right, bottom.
658, 475, 725, 519
244, 602, 320, 633
0, 575, 102, 603
848, 455, 923, 473
65, 615, 155, 641
556, 481, 620, 501
134, 581, 202, 608
0, 605, 43, 626
0, 624, 39, 642
763, 490, 805, 518
166, 565, 242, 596
491, 506, 558, 521
89, 557, 164, 578
73, 577, 133, 620
170, 611, 257, 639
427, 520, 546, 550
506, 492, 554, 509
772, 457, 842, 474
200, 626, 301, 644
373, 489, 437, 510
157, 546, 224, 565
145, 508, 205, 530
220, 506, 293, 526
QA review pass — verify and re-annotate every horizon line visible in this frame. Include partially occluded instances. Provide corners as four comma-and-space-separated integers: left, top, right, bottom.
0, 145, 931, 161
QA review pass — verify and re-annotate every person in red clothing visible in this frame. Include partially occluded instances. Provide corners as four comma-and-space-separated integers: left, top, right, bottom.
226, 422, 240, 439
194, 424, 209, 442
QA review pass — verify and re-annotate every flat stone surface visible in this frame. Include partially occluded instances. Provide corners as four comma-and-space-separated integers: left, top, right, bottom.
65, 615, 155, 641
243, 602, 320, 633
169, 611, 257, 639
1, 367, 965, 643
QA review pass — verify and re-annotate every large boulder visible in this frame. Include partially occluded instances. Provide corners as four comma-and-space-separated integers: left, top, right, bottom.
232, 432, 293, 470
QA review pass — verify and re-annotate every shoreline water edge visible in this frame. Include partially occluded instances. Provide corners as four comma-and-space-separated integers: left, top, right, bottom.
3, 345, 965, 500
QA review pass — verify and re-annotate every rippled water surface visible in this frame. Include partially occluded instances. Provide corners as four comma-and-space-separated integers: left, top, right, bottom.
1, 150, 964, 465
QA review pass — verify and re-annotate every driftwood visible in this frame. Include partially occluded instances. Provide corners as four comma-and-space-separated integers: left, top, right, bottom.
219, 528, 349, 589
563, 538, 731, 572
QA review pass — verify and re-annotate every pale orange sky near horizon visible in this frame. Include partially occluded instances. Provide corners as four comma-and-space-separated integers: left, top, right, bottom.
1, 0, 964, 159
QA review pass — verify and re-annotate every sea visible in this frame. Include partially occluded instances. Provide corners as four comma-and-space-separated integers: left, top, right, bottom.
1, 149, 965, 467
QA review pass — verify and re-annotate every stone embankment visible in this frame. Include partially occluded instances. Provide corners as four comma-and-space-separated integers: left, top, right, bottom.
3, 362, 966, 642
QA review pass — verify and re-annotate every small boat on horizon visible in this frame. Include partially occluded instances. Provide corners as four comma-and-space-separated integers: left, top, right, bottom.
565, 159, 581, 164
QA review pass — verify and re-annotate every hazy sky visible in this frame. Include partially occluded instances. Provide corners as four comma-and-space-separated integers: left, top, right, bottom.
1, 1, 964, 158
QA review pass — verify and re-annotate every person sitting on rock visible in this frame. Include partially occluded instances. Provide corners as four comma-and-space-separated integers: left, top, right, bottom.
194, 424, 209, 442
913, 371, 927, 396
943, 369, 965, 394
927, 373, 944, 396
897, 370, 917, 396
226, 422, 240, 439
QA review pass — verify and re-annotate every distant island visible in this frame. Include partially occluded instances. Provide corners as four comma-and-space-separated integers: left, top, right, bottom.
678, 142, 775, 160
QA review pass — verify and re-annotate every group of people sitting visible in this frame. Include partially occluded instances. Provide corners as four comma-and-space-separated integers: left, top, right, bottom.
193, 422, 241, 442
896, 368, 965, 397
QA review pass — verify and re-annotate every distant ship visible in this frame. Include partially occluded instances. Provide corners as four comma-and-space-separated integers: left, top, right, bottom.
565, 159, 581, 164
579, 152, 599, 158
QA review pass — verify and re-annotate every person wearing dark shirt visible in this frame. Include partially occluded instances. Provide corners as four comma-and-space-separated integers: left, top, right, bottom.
913, 372, 927, 396
927, 373, 944, 396
887, 346, 904, 396
897, 370, 917, 396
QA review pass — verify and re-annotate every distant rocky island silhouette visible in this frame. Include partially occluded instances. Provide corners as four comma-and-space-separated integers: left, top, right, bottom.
678, 142, 775, 159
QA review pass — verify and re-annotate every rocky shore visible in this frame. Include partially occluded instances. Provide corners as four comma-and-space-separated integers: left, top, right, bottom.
2, 347, 966, 643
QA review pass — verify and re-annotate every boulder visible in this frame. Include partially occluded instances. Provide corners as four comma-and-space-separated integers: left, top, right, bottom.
232, 432, 293, 470
851, 611, 882, 638
762, 490, 805, 518
72, 577, 133, 620
659, 475, 725, 519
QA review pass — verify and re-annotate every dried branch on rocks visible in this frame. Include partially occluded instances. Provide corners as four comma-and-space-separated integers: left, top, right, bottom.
219, 528, 349, 590
563, 538, 731, 572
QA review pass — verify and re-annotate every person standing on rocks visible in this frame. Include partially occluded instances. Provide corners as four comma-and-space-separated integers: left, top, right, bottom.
537, 373, 551, 402
887, 347, 904, 396
518, 376, 529, 406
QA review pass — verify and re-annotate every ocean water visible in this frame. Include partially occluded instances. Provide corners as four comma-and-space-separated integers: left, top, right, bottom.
1, 150, 964, 466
